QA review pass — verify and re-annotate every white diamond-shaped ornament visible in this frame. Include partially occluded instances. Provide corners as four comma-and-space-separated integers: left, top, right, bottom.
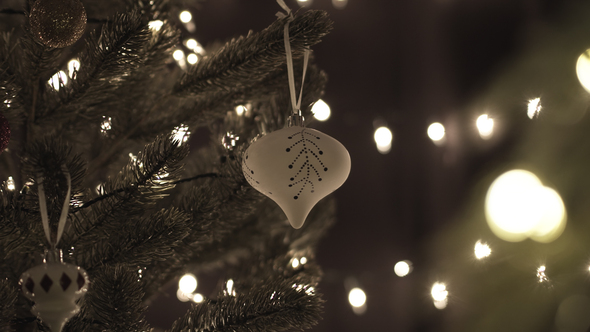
243, 126, 351, 228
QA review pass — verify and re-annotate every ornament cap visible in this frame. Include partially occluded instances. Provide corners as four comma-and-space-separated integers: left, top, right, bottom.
287, 111, 304, 127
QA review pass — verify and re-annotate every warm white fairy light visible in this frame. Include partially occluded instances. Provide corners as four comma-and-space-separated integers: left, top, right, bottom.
312, 99, 331, 121
537, 265, 548, 283
67, 59, 80, 78
431, 282, 448, 309
148, 20, 164, 31
291, 258, 300, 268
394, 260, 412, 277
332, 0, 348, 9
476, 114, 494, 139
173, 49, 185, 61
100, 116, 112, 135
192, 293, 204, 303
300, 256, 308, 265
226, 279, 236, 296
186, 53, 198, 65
374, 126, 393, 154
6, 176, 15, 191
576, 50, 590, 92
427, 122, 445, 142
179, 10, 192, 23
185, 39, 204, 54
348, 287, 366, 308
474, 240, 492, 259
179, 274, 197, 293
297, 0, 312, 7
527, 98, 542, 119
171, 124, 190, 144
48, 70, 68, 90
177, 288, 191, 302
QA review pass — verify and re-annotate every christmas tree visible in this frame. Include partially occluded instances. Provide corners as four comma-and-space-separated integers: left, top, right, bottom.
0, 0, 341, 331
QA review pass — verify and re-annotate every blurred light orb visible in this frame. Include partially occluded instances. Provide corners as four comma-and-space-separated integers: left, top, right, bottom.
177, 288, 191, 302
485, 169, 566, 242
186, 38, 198, 50
297, 0, 312, 7
476, 114, 494, 139
431, 282, 449, 309
577, 50, 590, 93
178, 273, 197, 293
374, 126, 393, 154
187, 53, 198, 65
291, 258, 300, 268
312, 99, 331, 121
527, 98, 542, 119
48, 70, 68, 90
348, 288, 366, 308
179, 10, 192, 23
192, 293, 204, 303
537, 265, 548, 283
474, 240, 492, 259
300, 256, 308, 264
394, 260, 412, 277
173, 49, 185, 61
427, 122, 445, 142
6, 176, 15, 191
235, 105, 246, 116
332, 0, 348, 9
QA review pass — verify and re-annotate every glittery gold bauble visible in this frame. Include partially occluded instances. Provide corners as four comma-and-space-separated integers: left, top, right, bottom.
29, 0, 87, 48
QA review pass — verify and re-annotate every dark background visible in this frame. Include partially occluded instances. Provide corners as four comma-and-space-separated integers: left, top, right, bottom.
147, 0, 583, 331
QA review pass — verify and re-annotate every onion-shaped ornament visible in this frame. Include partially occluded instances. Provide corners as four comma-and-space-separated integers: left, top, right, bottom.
19, 250, 89, 332
243, 123, 350, 228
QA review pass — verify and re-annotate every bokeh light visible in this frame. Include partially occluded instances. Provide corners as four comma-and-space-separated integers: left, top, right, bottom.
173, 49, 185, 61
297, 0, 312, 7
474, 240, 491, 259
431, 282, 448, 309
187, 53, 198, 65
527, 98, 542, 119
179, 11, 192, 23
476, 114, 494, 139
292, 258, 300, 268
427, 122, 445, 142
148, 20, 163, 31
312, 99, 331, 121
374, 126, 393, 154
537, 266, 548, 283
485, 169, 566, 242
394, 260, 412, 277
68, 59, 80, 78
178, 273, 197, 293
48, 71, 68, 90
348, 287, 366, 308
332, 0, 348, 9
6, 176, 15, 191
192, 293, 204, 303
577, 50, 590, 93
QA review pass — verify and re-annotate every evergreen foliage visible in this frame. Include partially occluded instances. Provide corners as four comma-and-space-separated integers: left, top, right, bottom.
0, 0, 335, 330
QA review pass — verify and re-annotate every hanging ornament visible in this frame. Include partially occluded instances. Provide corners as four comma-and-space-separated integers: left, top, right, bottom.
18, 167, 89, 332
29, 0, 87, 48
19, 250, 89, 332
242, 1, 351, 229
0, 112, 10, 154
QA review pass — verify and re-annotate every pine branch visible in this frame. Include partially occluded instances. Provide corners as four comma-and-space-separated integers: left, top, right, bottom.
67, 265, 151, 332
173, 10, 332, 97
168, 275, 324, 332
0, 276, 18, 330
66, 135, 188, 256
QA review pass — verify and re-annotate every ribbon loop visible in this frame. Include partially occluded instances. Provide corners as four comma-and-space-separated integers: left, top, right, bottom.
37, 165, 72, 249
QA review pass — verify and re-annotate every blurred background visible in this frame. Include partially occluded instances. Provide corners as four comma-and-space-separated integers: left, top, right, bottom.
147, 0, 590, 331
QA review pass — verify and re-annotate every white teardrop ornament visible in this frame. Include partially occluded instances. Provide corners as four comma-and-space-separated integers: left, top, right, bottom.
243, 126, 351, 228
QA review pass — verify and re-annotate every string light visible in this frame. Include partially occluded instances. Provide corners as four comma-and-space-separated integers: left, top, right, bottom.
431, 282, 448, 309
48, 71, 68, 90
171, 124, 190, 144
527, 98, 542, 119
179, 10, 192, 23
348, 287, 366, 308
235, 105, 247, 116
291, 258, 300, 268
6, 176, 15, 191
427, 122, 445, 142
474, 240, 491, 259
186, 53, 198, 65
537, 266, 548, 283
297, 0, 312, 7
173, 49, 185, 61
374, 126, 393, 154
394, 260, 412, 277
148, 20, 164, 31
192, 293, 204, 303
226, 279, 236, 296
100, 116, 112, 135
178, 273, 197, 294
312, 99, 331, 121
576, 50, 590, 93
476, 114, 494, 139
67, 59, 80, 78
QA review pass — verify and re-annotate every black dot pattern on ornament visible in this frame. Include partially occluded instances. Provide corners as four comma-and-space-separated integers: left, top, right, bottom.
242, 156, 261, 189
40, 274, 53, 292
286, 129, 326, 200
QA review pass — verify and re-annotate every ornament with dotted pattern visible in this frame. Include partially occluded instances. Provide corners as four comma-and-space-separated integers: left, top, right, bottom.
242, 125, 350, 229
19, 250, 89, 332
29, 0, 87, 48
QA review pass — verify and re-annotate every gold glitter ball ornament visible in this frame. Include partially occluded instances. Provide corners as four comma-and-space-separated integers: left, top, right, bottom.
29, 0, 87, 48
